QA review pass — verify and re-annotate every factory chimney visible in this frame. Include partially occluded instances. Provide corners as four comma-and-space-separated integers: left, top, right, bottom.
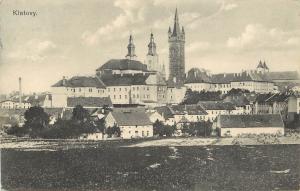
19, 77, 22, 108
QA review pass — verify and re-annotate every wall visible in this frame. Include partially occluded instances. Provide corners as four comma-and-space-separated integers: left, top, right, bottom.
220, 127, 284, 137
120, 125, 153, 139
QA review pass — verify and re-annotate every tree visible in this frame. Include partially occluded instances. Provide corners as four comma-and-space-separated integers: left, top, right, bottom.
24, 106, 50, 138
182, 121, 213, 137
181, 90, 222, 105
106, 124, 121, 138
72, 105, 90, 123
153, 120, 175, 137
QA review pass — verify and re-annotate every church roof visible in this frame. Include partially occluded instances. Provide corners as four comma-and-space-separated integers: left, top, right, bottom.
97, 59, 148, 72
52, 76, 106, 88
100, 73, 150, 86
110, 108, 152, 126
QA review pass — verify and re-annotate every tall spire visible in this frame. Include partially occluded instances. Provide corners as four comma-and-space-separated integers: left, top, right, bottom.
126, 34, 137, 60
172, 8, 180, 36
147, 32, 157, 56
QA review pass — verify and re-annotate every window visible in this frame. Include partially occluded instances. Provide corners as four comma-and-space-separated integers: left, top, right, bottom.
137, 87, 139, 90
133, 94, 135, 98
125, 95, 127, 99
142, 131, 144, 136
137, 94, 139, 98
114, 88, 115, 92
98, 90, 100, 93
147, 131, 149, 136
125, 88, 127, 91
79, 88, 81, 92
108, 88, 110, 92
114, 95, 116, 99
119, 95, 121, 99
147, 87, 149, 91
133, 87, 135, 91
119, 88, 121, 91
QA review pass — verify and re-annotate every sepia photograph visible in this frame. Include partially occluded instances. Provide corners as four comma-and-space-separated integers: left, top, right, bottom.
0, 0, 300, 190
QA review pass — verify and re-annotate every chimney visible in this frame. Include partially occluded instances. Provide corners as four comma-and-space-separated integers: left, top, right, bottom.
62, 76, 66, 86
19, 77, 22, 108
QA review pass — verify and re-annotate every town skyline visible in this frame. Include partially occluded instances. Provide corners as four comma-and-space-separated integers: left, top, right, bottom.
1, 0, 300, 93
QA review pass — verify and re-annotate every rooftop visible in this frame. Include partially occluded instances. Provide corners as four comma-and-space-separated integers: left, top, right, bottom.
110, 108, 152, 126
67, 97, 112, 108
52, 76, 106, 88
218, 114, 284, 128
97, 59, 148, 72
198, 101, 236, 110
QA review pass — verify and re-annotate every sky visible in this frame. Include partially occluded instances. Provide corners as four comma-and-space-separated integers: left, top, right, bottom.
0, 0, 300, 94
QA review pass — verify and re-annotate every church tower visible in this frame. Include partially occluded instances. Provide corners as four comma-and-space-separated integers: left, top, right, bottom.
146, 32, 159, 71
126, 34, 137, 60
168, 8, 185, 86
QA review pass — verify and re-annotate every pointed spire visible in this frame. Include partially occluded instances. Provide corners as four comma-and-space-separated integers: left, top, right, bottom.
172, 8, 180, 36
126, 34, 137, 60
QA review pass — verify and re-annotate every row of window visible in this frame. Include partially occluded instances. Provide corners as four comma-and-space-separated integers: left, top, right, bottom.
66, 88, 105, 94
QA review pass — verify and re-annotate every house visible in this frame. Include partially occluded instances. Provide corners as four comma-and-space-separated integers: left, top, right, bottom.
105, 108, 153, 139
215, 114, 285, 137
51, 76, 107, 107
170, 104, 207, 124
67, 97, 112, 109
198, 101, 236, 122
253, 93, 290, 117
223, 95, 252, 114
155, 106, 176, 126
146, 110, 165, 123
184, 68, 214, 92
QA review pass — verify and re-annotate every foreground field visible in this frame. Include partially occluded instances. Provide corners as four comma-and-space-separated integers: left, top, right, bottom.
1, 144, 300, 191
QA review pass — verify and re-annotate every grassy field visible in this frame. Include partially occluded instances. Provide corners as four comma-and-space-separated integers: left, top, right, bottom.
1, 144, 300, 191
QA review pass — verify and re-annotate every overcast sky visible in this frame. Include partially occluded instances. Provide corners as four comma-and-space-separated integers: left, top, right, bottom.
0, 0, 300, 94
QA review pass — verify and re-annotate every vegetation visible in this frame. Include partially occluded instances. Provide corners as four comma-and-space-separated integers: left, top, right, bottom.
181, 121, 213, 137
153, 120, 176, 137
6, 105, 106, 139
181, 89, 222, 105
106, 124, 121, 138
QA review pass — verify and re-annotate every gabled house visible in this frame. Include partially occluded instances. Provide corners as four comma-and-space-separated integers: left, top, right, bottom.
105, 108, 153, 139
198, 101, 236, 122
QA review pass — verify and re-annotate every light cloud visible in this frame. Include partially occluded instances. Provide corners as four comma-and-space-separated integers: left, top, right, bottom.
186, 41, 212, 53
6, 39, 56, 62
227, 24, 300, 49
222, 3, 238, 11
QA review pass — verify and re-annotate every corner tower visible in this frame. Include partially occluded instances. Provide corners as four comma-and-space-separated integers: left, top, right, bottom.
168, 8, 185, 86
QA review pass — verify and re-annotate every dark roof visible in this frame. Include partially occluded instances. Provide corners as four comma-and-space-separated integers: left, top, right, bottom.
185, 68, 212, 84
198, 101, 236, 110
171, 104, 207, 115
110, 108, 152, 126
211, 71, 272, 83
97, 59, 148, 72
52, 76, 106, 88
67, 97, 112, 108
155, 106, 174, 119
218, 114, 284, 128
100, 73, 150, 86
266, 71, 300, 81
255, 93, 290, 104
211, 73, 235, 84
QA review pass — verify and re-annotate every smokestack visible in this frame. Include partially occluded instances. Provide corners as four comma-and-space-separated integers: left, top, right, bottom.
19, 77, 22, 108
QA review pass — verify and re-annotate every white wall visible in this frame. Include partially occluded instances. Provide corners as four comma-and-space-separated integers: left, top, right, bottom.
220, 127, 284, 137
120, 125, 153, 139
